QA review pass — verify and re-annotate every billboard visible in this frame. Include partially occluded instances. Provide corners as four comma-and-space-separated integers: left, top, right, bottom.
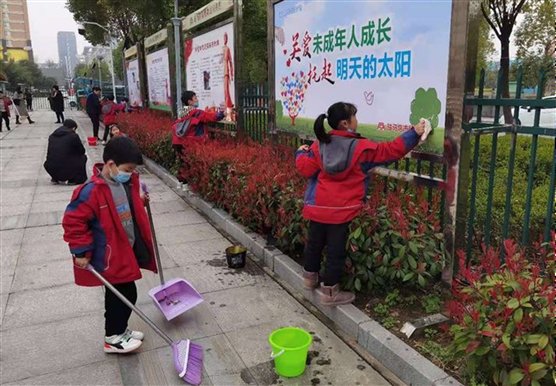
146, 48, 171, 111
273, 0, 452, 154
185, 22, 235, 121
125, 59, 142, 107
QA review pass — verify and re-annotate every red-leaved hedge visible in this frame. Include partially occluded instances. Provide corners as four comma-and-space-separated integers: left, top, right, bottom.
118, 109, 448, 290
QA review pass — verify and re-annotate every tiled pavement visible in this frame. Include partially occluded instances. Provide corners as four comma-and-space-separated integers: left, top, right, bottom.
0, 110, 389, 386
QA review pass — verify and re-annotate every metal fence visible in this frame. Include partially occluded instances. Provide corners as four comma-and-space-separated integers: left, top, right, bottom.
234, 75, 555, 263
461, 68, 556, 260
27, 96, 76, 111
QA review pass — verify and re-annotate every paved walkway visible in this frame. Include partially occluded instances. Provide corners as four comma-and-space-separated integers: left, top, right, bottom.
1, 110, 390, 386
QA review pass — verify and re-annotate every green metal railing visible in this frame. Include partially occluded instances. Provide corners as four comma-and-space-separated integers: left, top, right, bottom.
462, 67, 556, 261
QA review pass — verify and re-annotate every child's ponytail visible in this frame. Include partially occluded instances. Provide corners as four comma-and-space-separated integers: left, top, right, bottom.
314, 113, 331, 144
314, 102, 358, 144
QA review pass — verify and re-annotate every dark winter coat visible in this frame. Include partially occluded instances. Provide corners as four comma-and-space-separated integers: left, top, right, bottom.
86, 93, 101, 117
43, 126, 87, 182
52, 90, 64, 112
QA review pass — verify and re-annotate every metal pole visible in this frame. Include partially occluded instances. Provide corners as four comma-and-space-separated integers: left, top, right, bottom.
172, 0, 183, 113
109, 39, 117, 98
83, 22, 117, 98
97, 56, 101, 87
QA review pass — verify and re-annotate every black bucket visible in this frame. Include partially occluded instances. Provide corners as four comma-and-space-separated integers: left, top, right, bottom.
225, 245, 247, 269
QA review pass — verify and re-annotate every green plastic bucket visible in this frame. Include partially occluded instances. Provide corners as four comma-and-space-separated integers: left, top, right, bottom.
268, 327, 312, 377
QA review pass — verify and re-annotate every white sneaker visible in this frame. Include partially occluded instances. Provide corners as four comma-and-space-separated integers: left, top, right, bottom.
102, 140, 107, 145
124, 328, 144, 341
104, 332, 142, 353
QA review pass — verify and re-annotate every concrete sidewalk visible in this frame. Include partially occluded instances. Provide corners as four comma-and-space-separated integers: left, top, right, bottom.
1, 111, 390, 386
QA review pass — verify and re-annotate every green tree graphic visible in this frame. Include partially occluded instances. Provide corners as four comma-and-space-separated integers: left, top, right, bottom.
409, 88, 442, 129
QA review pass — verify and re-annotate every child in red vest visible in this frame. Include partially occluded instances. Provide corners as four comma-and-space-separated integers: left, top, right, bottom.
63, 137, 157, 353
295, 102, 425, 306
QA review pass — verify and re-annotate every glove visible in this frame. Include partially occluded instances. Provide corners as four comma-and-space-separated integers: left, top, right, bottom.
419, 118, 432, 144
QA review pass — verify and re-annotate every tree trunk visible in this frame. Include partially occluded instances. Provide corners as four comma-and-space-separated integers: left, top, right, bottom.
289, 114, 296, 126
500, 35, 513, 124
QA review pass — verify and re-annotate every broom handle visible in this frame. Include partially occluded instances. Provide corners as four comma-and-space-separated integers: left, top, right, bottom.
87, 265, 173, 345
144, 194, 165, 285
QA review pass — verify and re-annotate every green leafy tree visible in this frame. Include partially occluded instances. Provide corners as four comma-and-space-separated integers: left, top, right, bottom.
67, 0, 210, 47
513, 0, 556, 94
68, 0, 266, 84
514, 0, 556, 58
409, 88, 442, 129
476, 17, 496, 86
480, 0, 528, 123
242, 0, 267, 83
112, 41, 125, 81
74, 61, 111, 81
0, 60, 56, 91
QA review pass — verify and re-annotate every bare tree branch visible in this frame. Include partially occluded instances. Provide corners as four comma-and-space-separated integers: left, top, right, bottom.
510, 0, 527, 27
482, 2, 502, 39
489, 0, 503, 33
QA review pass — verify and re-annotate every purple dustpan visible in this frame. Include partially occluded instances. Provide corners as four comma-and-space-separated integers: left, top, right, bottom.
143, 184, 203, 322
148, 278, 204, 321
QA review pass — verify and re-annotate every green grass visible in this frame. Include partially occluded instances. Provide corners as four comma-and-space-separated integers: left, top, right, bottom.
276, 103, 444, 154
149, 104, 172, 112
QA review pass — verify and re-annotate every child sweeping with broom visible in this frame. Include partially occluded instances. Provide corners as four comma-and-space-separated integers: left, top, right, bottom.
296, 102, 430, 306
63, 137, 157, 353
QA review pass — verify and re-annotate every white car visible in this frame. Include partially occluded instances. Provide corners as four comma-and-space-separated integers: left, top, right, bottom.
472, 96, 556, 129
517, 95, 556, 129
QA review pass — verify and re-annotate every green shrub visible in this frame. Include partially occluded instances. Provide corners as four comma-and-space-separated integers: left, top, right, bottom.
470, 135, 554, 245
449, 239, 556, 385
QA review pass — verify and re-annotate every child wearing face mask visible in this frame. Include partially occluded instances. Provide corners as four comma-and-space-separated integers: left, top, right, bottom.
62, 136, 157, 354
295, 102, 426, 306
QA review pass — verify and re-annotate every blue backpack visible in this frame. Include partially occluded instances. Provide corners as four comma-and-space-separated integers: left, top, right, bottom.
175, 110, 202, 137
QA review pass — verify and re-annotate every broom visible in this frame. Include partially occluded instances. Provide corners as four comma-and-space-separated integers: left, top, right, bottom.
87, 265, 204, 385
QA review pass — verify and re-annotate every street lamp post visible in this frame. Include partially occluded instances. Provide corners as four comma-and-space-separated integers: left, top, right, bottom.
79, 21, 117, 99
172, 0, 183, 113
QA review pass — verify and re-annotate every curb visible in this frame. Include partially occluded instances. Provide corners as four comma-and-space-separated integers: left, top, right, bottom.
143, 156, 463, 386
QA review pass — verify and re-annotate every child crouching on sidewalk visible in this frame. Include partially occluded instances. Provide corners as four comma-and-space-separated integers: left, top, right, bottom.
63, 136, 157, 353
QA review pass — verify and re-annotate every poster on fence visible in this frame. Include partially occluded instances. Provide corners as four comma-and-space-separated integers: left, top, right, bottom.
273, 0, 452, 154
185, 22, 235, 121
146, 48, 171, 111
125, 59, 142, 107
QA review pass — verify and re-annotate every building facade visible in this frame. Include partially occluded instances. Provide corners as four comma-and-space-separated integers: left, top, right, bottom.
0, 0, 33, 62
57, 31, 77, 78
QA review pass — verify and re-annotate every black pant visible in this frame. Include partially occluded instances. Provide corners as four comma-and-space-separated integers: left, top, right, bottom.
304, 220, 350, 286
55, 111, 64, 122
104, 281, 137, 336
0, 112, 9, 131
26, 100, 32, 111
68, 164, 88, 184
90, 115, 100, 138
102, 124, 113, 142
16, 115, 32, 123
